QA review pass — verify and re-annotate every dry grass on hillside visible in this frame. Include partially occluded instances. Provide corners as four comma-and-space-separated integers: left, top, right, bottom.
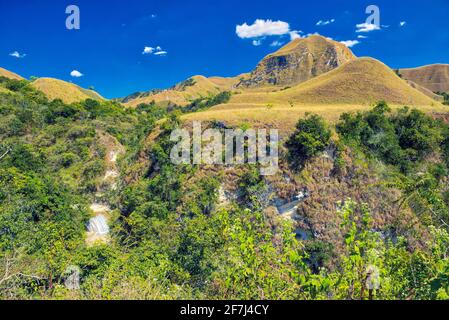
182, 102, 448, 137
125, 74, 242, 108
0, 67, 24, 80
400, 64, 449, 93
31, 78, 104, 104
272, 35, 354, 59
406, 80, 443, 101
230, 58, 438, 106
183, 58, 444, 136
239, 35, 356, 88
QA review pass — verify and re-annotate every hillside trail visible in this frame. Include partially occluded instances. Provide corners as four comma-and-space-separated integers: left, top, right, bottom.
86, 131, 124, 246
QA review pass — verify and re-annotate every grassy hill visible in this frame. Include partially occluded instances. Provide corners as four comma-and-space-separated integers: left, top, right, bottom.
0, 67, 24, 80
124, 75, 242, 107
124, 35, 357, 107
31, 78, 104, 104
406, 80, 444, 101
236, 35, 356, 88
400, 64, 449, 93
232, 58, 438, 106
183, 58, 443, 135
285, 58, 439, 105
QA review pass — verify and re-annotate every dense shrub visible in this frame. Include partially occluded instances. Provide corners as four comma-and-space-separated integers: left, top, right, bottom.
184, 91, 232, 113
286, 113, 331, 169
337, 102, 446, 173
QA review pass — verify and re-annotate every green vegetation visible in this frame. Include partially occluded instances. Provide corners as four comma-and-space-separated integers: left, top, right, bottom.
176, 78, 197, 90
2, 80, 449, 301
436, 92, 449, 105
286, 113, 331, 169
337, 101, 445, 173
182, 91, 232, 113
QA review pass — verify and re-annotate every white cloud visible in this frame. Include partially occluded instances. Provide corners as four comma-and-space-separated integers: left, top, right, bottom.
356, 22, 381, 33
142, 46, 155, 54
154, 51, 167, 56
70, 70, 83, 78
340, 40, 360, 48
316, 19, 335, 26
357, 35, 367, 39
252, 40, 262, 46
270, 40, 284, 47
236, 19, 290, 39
399, 21, 407, 27
289, 30, 303, 40
143, 46, 167, 56
151, 14, 157, 18
9, 51, 26, 58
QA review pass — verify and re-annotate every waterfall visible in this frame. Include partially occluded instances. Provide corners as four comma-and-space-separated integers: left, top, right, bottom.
87, 214, 110, 235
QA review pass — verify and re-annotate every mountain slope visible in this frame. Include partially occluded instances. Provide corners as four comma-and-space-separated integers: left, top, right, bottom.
406, 80, 443, 101
31, 78, 104, 104
237, 35, 356, 88
122, 35, 357, 107
231, 58, 438, 106
123, 75, 241, 108
400, 64, 449, 93
282, 58, 439, 105
183, 58, 444, 135
0, 67, 24, 80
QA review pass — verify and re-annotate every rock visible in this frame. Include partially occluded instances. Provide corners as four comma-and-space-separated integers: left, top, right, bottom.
218, 186, 229, 206
277, 200, 301, 218
237, 35, 356, 88
109, 150, 119, 163
295, 228, 311, 240
63, 265, 81, 290
90, 203, 111, 214
274, 188, 310, 219
104, 169, 119, 180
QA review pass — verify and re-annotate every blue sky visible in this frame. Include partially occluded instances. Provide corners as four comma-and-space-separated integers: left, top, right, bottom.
1, 0, 448, 98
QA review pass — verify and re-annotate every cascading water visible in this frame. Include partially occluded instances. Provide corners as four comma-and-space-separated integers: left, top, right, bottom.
87, 214, 110, 235
85, 135, 124, 246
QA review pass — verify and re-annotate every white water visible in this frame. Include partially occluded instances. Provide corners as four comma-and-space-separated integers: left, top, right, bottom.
86, 140, 123, 245
87, 214, 110, 235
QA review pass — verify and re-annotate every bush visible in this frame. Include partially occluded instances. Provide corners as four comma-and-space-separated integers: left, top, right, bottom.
286, 114, 331, 169
59, 152, 79, 168
184, 91, 232, 113
436, 92, 449, 105
337, 102, 445, 173
392, 108, 442, 159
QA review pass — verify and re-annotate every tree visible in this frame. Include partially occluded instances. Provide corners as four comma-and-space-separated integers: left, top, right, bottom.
286, 114, 331, 170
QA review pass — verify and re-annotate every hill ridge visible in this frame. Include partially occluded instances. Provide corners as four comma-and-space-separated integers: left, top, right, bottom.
399, 64, 449, 93
236, 35, 356, 88
230, 57, 438, 106
0, 67, 24, 80
31, 77, 104, 104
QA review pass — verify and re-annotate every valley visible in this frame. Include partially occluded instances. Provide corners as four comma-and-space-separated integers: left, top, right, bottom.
1, 33, 449, 300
